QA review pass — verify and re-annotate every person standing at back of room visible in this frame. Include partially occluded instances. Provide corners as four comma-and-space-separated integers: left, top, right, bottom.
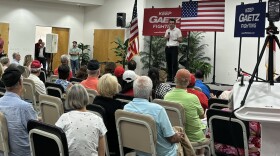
164, 18, 182, 82
69, 41, 82, 76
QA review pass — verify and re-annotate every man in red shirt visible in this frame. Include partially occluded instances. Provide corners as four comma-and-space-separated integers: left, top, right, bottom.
187, 74, 208, 111
80, 60, 100, 91
53, 54, 73, 80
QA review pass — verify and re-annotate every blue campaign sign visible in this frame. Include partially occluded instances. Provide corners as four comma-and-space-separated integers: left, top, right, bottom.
234, 2, 266, 37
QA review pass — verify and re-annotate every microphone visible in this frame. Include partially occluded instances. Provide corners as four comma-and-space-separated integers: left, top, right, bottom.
168, 32, 170, 41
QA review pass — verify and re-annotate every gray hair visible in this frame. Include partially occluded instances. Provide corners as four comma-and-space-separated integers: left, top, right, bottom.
30, 68, 41, 73
12, 52, 19, 59
87, 69, 99, 76
60, 54, 69, 64
65, 84, 89, 110
0, 57, 9, 65
133, 76, 152, 99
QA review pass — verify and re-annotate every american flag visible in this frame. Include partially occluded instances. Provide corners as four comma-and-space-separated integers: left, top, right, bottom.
127, 0, 139, 61
181, 0, 225, 32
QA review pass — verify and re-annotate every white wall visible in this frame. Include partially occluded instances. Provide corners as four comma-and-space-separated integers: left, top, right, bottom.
83, 0, 146, 75
0, 0, 84, 64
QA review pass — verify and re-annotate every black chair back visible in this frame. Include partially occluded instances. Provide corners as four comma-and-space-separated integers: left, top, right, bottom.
69, 77, 83, 83
27, 120, 69, 156
39, 70, 46, 83
208, 98, 229, 109
45, 82, 65, 98
86, 104, 107, 125
206, 109, 249, 149
114, 93, 134, 101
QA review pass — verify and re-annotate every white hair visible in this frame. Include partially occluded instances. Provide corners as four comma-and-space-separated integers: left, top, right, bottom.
133, 76, 152, 99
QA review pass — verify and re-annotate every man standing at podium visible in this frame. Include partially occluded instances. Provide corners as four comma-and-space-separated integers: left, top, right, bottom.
165, 18, 182, 82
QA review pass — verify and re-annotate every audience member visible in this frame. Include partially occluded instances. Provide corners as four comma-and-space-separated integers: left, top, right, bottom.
76, 65, 87, 80
0, 57, 10, 71
104, 62, 116, 75
127, 59, 137, 71
148, 67, 172, 99
23, 54, 33, 70
187, 74, 208, 111
93, 73, 128, 155
194, 70, 211, 99
56, 84, 107, 156
11, 52, 21, 65
55, 64, 72, 92
120, 70, 137, 97
69, 41, 82, 75
28, 60, 46, 97
54, 54, 73, 81
124, 76, 182, 156
81, 60, 100, 91
164, 69, 206, 155
114, 66, 125, 86
0, 66, 37, 156
34, 41, 48, 69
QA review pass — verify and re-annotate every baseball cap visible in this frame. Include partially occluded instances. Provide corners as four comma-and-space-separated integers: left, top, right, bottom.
114, 66, 125, 77
2, 66, 24, 87
123, 70, 137, 83
31, 60, 41, 69
87, 60, 100, 70
188, 74, 196, 87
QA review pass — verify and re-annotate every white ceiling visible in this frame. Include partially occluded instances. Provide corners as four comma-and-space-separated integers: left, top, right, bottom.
31, 0, 104, 6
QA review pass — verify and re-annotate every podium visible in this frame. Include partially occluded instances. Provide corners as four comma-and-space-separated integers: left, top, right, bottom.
233, 82, 280, 155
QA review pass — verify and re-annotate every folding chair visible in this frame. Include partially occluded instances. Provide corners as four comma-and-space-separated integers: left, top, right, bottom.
23, 78, 38, 110
86, 89, 98, 104
39, 94, 64, 125
115, 109, 157, 156
114, 93, 134, 103
206, 109, 250, 156
69, 77, 83, 84
39, 70, 47, 84
208, 98, 229, 109
0, 112, 9, 156
22, 66, 30, 78
27, 120, 69, 156
45, 82, 64, 98
152, 99, 185, 128
50, 75, 59, 83
87, 104, 110, 156
153, 99, 210, 155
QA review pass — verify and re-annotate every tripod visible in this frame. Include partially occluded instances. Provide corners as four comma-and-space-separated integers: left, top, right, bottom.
240, 22, 280, 107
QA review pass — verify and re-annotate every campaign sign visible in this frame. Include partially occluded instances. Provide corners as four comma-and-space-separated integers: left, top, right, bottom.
143, 8, 182, 36
234, 2, 266, 37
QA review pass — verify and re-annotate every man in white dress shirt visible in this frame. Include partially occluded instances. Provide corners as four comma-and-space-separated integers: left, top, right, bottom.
164, 18, 182, 82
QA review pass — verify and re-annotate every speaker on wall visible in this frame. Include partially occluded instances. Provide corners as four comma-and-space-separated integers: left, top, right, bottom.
117, 13, 126, 27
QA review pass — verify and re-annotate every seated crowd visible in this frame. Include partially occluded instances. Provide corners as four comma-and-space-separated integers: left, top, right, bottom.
0, 55, 261, 156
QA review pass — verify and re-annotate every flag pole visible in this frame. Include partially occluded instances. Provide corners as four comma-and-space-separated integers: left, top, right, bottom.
256, 0, 262, 81
212, 32, 217, 84
237, 2, 244, 79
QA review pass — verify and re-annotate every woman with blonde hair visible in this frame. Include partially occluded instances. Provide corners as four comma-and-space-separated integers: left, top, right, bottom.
23, 54, 33, 68
93, 73, 129, 155
56, 84, 107, 156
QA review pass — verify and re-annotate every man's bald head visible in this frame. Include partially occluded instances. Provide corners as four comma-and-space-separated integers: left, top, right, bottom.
175, 69, 191, 88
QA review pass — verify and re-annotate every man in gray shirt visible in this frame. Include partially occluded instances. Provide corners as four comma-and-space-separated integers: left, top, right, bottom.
69, 41, 82, 75
0, 66, 37, 156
